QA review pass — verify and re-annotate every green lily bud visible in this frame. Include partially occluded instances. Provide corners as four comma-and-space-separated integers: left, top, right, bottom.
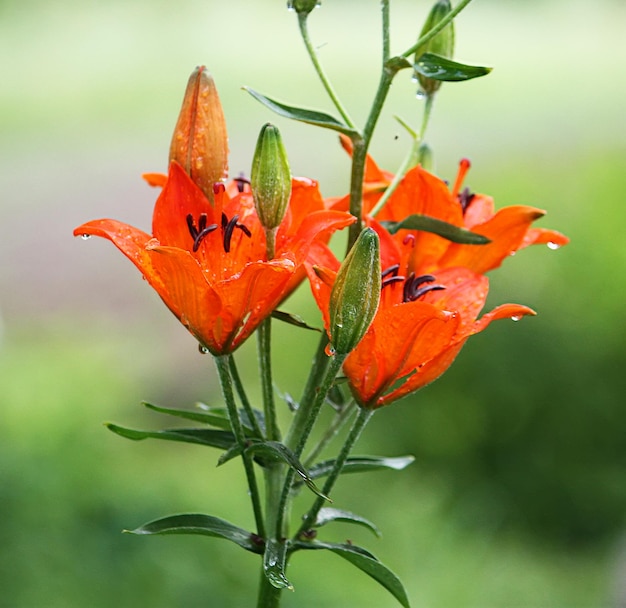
251, 123, 292, 231
329, 228, 381, 355
417, 142, 435, 172
414, 0, 455, 96
287, 0, 319, 16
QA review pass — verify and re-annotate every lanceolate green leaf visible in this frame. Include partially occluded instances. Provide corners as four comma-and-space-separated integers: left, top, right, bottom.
106, 423, 235, 450
293, 541, 410, 608
246, 441, 330, 501
127, 513, 262, 553
307, 455, 415, 481
381, 214, 490, 244
244, 87, 358, 137
143, 402, 232, 429
314, 507, 381, 537
413, 52, 492, 82
271, 310, 321, 332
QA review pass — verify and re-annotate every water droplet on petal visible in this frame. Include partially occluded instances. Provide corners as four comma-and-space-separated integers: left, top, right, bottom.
547, 241, 561, 250
324, 343, 336, 357
80, 234, 91, 240
511, 316, 522, 322
198, 344, 210, 354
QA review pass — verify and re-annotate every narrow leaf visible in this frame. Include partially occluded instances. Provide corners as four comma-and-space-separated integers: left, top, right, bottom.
414, 52, 492, 82
272, 310, 321, 332
106, 423, 235, 450
293, 541, 410, 608
381, 214, 490, 244
143, 402, 232, 429
307, 455, 415, 481
217, 444, 243, 466
127, 513, 262, 553
314, 507, 381, 537
244, 87, 358, 136
263, 538, 293, 590
246, 441, 330, 501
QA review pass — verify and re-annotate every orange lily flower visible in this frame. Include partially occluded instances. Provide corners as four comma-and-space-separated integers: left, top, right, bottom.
332, 135, 569, 276
75, 163, 353, 355
75, 68, 354, 355
307, 142, 569, 408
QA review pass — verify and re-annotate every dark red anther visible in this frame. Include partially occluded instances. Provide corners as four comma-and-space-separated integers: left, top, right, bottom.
402, 273, 445, 302
234, 173, 250, 193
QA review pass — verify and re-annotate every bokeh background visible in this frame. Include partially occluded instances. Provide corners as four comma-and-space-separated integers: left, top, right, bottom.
1, 0, 625, 606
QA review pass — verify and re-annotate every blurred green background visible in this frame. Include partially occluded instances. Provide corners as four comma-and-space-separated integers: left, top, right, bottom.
1, 0, 625, 606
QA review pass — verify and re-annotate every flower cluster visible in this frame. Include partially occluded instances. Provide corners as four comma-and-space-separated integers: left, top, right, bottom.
75, 67, 568, 406
307, 139, 569, 408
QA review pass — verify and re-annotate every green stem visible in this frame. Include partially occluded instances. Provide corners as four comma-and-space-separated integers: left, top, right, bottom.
276, 352, 346, 537
297, 12, 355, 129
229, 355, 265, 439
256, 565, 283, 608
258, 318, 280, 442
214, 355, 265, 538
297, 407, 374, 537
420, 93, 435, 140
402, 0, 475, 58
304, 399, 357, 468
381, 0, 390, 63
347, 64, 396, 249
369, 136, 420, 218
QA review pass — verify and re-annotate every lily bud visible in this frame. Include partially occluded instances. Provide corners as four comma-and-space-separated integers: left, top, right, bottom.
251, 123, 292, 231
169, 66, 229, 201
287, 0, 319, 16
414, 0, 455, 96
329, 228, 381, 355
417, 142, 435, 172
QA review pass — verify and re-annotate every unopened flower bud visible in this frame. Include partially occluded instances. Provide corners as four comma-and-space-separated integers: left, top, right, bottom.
329, 228, 381, 355
251, 123, 292, 231
169, 66, 229, 201
417, 142, 435, 172
287, 0, 319, 16
414, 0, 455, 96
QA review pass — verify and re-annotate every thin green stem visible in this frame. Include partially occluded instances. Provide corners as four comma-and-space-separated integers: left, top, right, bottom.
381, 0, 390, 63
304, 399, 357, 468
402, 0, 475, 58
276, 352, 346, 538
369, 136, 420, 218
297, 407, 374, 538
258, 319, 280, 442
229, 355, 264, 439
256, 565, 283, 608
214, 355, 265, 538
420, 93, 435, 140
297, 12, 355, 129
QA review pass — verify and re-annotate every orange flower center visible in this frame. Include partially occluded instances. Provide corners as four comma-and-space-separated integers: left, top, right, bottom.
186, 182, 252, 254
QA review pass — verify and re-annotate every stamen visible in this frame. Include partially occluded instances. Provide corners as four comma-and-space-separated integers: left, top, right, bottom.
234, 173, 250, 193
458, 186, 476, 213
186, 213, 198, 239
187, 213, 217, 252
381, 264, 400, 279
222, 214, 251, 252
213, 182, 226, 195
451, 158, 471, 198
402, 234, 416, 247
382, 275, 405, 289
193, 224, 218, 252
402, 273, 445, 302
